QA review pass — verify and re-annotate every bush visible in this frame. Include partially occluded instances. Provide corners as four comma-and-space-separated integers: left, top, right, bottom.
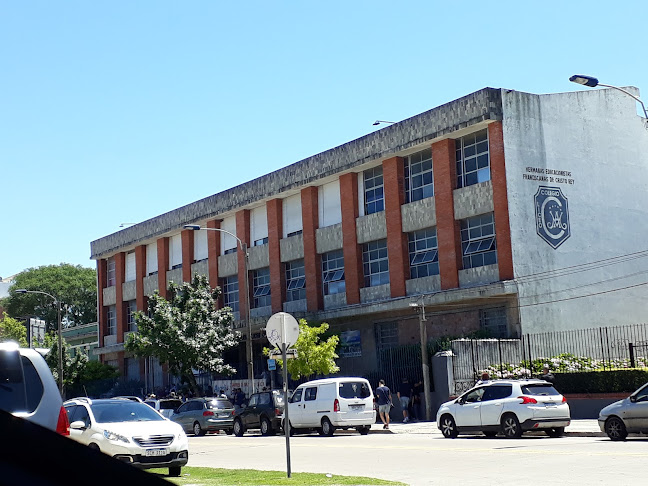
554, 370, 648, 394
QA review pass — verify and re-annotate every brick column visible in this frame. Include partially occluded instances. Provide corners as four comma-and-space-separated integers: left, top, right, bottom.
181, 229, 194, 283
340, 172, 362, 305
383, 156, 408, 298
489, 121, 514, 281
267, 199, 284, 313
302, 186, 322, 311
97, 259, 106, 341
115, 252, 126, 343
206, 219, 221, 306
236, 210, 251, 319
135, 245, 146, 312
157, 237, 169, 299
433, 138, 461, 290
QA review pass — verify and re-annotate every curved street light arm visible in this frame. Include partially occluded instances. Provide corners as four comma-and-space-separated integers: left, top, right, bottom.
597, 83, 648, 120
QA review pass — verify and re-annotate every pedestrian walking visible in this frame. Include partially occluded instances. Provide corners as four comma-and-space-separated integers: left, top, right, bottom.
375, 379, 392, 429
397, 377, 411, 423
540, 364, 555, 383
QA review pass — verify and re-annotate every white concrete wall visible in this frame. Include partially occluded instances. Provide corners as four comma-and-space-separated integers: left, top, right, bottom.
502, 88, 648, 333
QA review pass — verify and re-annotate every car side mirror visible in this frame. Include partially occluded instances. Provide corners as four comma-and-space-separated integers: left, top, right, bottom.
630, 396, 637, 403
70, 420, 87, 430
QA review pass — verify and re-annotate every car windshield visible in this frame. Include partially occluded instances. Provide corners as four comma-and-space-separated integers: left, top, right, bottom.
338, 381, 371, 399
207, 399, 233, 409
90, 401, 166, 423
521, 384, 560, 396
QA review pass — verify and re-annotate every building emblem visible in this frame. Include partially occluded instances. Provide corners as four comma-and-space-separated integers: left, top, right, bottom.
534, 186, 570, 249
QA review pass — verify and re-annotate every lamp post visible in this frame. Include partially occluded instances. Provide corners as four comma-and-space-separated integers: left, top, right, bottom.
372, 120, 396, 126
15, 289, 63, 394
569, 75, 648, 125
183, 224, 254, 395
409, 301, 432, 421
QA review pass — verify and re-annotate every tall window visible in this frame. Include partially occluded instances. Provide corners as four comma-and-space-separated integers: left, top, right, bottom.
252, 268, 271, 308
321, 250, 345, 296
126, 300, 137, 332
456, 129, 490, 188
461, 213, 497, 269
106, 258, 116, 287
362, 240, 389, 287
408, 228, 439, 279
364, 166, 384, 215
480, 307, 507, 338
106, 305, 116, 335
405, 148, 434, 203
375, 322, 398, 351
221, 276, 239, 312
285, 260, 306, 302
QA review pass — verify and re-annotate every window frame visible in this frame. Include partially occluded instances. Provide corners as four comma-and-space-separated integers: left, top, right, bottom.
408, 228, 439, 279
285, 260, 306, 302
363, 166, 385, 215
456, 129, 490, 188
221, 275, 239, 312
106, 305, 117, 336
362, 239, 389, 287
460, 213, 498, 269
321, 250, 345, 296
106, 258, 116, 287
252, 268, 271, 308
404, 148, 434, 203
126, 300, 137, 332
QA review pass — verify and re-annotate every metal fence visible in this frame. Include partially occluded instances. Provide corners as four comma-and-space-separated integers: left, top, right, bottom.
451, 323, 648, 394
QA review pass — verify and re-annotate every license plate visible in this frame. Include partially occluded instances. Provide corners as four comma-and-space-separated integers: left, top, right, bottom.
545, 403, 557, 408
144, 448, 168, 457
350, 404, 364, 411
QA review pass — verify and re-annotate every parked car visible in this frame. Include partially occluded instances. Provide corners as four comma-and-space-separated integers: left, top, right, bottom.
436, 379, 570, 438
598, 381, 648, 440
145, 398, 184, 419
64, 397, 188, 476
286, 377, 375, 436
233, 389, 285, 436
0, 341, 69, 435
170, 397, 235, 436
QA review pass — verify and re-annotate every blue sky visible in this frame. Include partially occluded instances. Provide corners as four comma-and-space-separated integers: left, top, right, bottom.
1, 1, 646, 278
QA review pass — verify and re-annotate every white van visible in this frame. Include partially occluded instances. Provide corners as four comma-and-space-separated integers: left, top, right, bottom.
286, 377, 375, 436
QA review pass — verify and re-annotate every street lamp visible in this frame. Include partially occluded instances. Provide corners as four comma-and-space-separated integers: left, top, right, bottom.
409, 301, 432, 421
183, 224, 254, 395
569, 74, 648, 123
15, 289, 63, 394
372, 120, 396, 126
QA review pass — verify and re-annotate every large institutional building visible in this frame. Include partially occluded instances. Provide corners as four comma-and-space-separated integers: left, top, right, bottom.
90, 86, 648, 385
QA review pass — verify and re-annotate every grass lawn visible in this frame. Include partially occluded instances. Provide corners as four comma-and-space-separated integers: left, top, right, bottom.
147, 467, 404, 485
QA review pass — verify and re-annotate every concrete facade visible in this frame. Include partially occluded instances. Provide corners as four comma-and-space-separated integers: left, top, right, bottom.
89, 86, 648, 383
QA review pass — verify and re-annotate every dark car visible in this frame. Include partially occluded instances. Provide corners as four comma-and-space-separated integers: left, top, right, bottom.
170, 397, 235, 436
233, 390, 285, 436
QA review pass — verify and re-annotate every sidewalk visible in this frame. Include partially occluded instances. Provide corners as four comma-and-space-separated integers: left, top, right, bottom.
369, 419, 604, 437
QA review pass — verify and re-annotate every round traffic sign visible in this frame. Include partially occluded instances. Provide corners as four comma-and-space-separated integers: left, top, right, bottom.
266, 312, 300, 348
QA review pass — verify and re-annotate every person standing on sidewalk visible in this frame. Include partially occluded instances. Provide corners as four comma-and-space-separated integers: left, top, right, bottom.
398, 377, 411, 423
375, 380, 392, 429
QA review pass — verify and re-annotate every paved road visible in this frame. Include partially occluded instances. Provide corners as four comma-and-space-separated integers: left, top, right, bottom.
186, 421, 648, 486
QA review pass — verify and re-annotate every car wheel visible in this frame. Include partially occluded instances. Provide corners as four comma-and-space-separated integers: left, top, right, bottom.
88, 443, 100, 452
545, 427, 565, 438
193, 421, 206, 437
605, 416, 628, 441
321, 417, 335, 436
501, 414, 522, 439
357, 426, 370, 435
168, 466, 181, 477
483, 431, 498, 438
233, 418, 245, 437
439, 414, 458, 439
225, 429, 233, 435
260, 417, 273, 436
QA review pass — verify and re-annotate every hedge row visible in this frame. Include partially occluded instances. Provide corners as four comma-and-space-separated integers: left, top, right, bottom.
553, 369, 648, 394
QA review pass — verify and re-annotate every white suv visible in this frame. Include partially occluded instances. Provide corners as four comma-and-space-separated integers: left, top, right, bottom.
436, 379, 570, 438
0, 341, 69, 435
64, 397, 189, 476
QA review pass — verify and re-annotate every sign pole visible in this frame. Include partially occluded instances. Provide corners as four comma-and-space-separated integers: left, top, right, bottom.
282, 339, 291, 477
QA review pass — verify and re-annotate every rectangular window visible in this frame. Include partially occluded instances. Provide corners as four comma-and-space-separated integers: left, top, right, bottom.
285, 260, 306, 302
221, 276, 239, 313
287, 230, 302, 237
480, 307, 508, 338
254, 237, 268, 247
194, 229, 208, 262
252, 268, 271, 308
106, 305, 116, 335
250, 206, 268, 247
283, 194, 303, 238
125, 252, 136, 282
375, 322, 398, 351
456, 129, 490, 188
106, 258, 116, 287
408, 228, 439, 279
169, 234, 182, 270
146, 243, 158, 275
363, 166, 384, 215
362, 240, 389, 287
318, 180, 342, 227
405, 148, 434, 203
321, 250, 345, 296
460, 213, 498, 269
220, 216, 237, 255
126, 300, 137, 332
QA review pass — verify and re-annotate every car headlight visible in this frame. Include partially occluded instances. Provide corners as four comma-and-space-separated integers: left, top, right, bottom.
103, 429, 130, 443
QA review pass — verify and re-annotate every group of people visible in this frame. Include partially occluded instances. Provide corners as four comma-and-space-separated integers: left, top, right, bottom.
374, 377, 424, 429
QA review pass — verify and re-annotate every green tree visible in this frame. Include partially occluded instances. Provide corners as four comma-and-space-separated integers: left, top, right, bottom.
42, 332, 89, 397
69, 360, 120, 398
265, 320, 340, 380
125, 274, 240, 397
5, 264, 97, 331
0, 312, 28, 347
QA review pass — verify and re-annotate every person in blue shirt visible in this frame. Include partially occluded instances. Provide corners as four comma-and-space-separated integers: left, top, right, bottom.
375, 380, 392, 429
